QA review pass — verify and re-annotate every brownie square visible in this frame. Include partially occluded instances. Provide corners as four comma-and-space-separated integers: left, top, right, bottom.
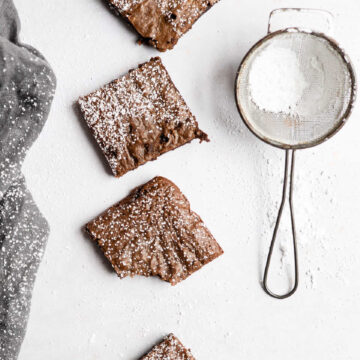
85, 176, 223, 285
78, 57, 208, 177
108, 0, 220, 51
140, 334, 195, 360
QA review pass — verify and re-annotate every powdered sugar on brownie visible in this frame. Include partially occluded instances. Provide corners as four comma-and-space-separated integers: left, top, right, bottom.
140, 334, 195, 360
111, 0, 214, 27
108, 0, 220, 51
85, 176, 223, 285
78, 57, 208, 177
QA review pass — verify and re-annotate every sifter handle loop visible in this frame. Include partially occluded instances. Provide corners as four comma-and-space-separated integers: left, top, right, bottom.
263, 149, 299, 299
268, 8, 334, 35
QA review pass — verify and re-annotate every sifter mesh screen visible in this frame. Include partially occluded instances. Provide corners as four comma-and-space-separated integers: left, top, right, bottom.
236, 30, 354, 148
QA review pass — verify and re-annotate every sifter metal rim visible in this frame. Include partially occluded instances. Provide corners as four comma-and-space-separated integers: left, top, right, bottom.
234, 27, 357, 150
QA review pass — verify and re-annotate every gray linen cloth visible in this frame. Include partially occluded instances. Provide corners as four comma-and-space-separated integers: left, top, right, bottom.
0, 1, 56, 359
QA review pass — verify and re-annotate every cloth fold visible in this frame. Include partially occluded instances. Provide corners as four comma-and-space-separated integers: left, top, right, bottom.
0, 1, 56, 359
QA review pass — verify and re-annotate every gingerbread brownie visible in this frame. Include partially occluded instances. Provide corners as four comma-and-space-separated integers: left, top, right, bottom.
85, 176, 223, 285
107, 0, 220, 51
140, 334, 195, 360
78, 57, 208, 177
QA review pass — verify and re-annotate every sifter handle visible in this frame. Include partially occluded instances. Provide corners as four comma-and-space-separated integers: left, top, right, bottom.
263, 150, 299, 299
268, 8, 334, 35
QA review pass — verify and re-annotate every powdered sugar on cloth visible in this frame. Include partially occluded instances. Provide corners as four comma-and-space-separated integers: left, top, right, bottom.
0, 1, 56, 359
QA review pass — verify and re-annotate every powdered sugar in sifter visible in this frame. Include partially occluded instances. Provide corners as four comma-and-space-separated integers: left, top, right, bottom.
235, 9, 356, 299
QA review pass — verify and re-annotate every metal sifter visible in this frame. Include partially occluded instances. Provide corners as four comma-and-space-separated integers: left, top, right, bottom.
235, 9, 357, 299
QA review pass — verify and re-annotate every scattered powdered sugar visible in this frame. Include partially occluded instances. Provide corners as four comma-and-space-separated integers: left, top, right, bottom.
248, 46, 309, 115
257, 148, 344, 294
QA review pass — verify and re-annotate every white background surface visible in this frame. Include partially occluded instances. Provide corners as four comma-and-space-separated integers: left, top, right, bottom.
15, 0, 360, 358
